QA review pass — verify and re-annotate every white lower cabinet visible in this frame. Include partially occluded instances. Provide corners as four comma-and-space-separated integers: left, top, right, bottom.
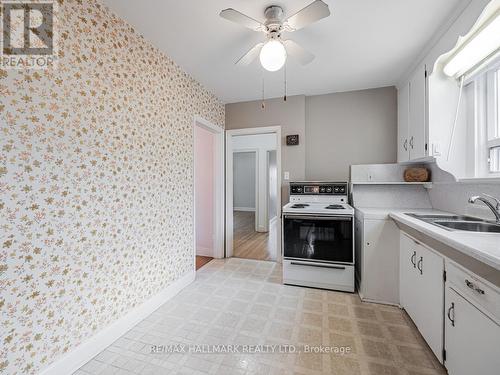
445, 286, 500, 375
400, 230, 500, 373
399, 232, 444, 363
356, 218, 399, 304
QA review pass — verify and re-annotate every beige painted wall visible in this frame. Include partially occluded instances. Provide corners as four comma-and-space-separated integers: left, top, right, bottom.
225, 87, 397, 200
225, 95, 306, 203
306, 87, 397, 180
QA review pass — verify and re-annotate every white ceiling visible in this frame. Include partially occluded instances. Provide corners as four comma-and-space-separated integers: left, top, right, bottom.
103, 0, 462, 103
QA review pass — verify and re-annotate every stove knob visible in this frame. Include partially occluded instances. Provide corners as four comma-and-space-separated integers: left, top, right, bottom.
320, 187, 325, 193
297, 187, 303, 193
334, 187, 339, 193
326, 187, 332, 193
339, 187, 346, 193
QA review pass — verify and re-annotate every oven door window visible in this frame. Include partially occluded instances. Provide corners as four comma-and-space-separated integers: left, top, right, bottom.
283, 216, 353, 263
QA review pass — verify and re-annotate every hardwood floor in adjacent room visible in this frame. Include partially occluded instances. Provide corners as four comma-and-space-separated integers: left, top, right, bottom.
195, 255, 213, 270
233, 211, 277, 261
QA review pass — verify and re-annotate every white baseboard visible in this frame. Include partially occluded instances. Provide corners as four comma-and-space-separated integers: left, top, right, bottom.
39, 271, 195, 375
234, 207, 255, 212
196, 246, 213, 257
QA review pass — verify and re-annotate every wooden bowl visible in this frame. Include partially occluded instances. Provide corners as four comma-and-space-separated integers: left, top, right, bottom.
404, 167, 430, 182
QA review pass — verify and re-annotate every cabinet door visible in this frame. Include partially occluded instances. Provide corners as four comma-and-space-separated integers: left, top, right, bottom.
399, 233, 418, 318
445, 287, 500, 375
409, 64, 427, 160
363, 220, 399, 304
397, 83, 410, 162
355, 219, 363, 294
414, 243, 444, 362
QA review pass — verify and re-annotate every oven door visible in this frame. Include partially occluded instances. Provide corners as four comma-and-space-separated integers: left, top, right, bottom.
283, 215, 353, 264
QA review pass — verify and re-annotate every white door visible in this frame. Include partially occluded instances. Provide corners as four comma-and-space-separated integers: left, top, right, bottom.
414, 243, 444, 362
397, 83, 410, 162
445, 287, 500, 375
399, 233, 418, 317
409, 64, 427, 160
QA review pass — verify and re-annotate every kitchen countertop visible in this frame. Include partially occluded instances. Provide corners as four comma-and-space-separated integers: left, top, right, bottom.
355, 207, 443, 220
389, 210, 500, 272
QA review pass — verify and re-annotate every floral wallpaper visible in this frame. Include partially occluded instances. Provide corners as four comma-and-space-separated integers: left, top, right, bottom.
0, 0, 224, 373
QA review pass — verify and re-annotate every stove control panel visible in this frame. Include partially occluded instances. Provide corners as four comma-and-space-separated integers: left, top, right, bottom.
290, 182, 348, 196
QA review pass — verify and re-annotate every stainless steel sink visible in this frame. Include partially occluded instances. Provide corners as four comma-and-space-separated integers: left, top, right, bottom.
433, 221, 500, 233
405, 213, 500, 233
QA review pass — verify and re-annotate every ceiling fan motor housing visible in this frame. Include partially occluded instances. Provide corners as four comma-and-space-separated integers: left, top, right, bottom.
264, 5, 284, 35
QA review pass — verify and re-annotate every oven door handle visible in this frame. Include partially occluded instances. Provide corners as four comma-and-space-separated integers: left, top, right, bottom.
284, 215, 352, 221
290, 261, 346, 270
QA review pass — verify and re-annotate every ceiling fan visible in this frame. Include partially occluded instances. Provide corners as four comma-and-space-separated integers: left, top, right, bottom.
220, 0, 331, 72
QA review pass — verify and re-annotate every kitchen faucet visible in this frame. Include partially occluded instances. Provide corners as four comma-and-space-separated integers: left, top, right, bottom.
468, 194, 500, 223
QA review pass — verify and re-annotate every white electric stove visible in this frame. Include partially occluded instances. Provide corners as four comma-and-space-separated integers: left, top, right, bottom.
282, 182, 355, 292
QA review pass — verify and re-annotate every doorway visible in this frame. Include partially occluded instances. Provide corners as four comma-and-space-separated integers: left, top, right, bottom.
226, 127, 282, 261
193, 116, 224, 271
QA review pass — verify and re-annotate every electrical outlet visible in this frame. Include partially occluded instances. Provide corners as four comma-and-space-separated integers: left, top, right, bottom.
284, 171, 290, 180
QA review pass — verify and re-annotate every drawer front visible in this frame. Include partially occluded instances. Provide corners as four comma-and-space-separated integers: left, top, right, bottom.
283, 259, 354, 292
447, 261, 500, 323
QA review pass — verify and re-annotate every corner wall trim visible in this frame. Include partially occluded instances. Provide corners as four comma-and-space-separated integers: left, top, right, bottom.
39, 271, 195, 375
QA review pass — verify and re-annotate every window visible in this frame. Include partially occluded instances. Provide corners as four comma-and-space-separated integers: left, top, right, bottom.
467, 59, 500, 177
486, 66, 500, 173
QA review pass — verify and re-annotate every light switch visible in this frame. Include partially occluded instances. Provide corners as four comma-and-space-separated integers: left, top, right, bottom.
284, 171, 290, 180
432, 142, 442, 157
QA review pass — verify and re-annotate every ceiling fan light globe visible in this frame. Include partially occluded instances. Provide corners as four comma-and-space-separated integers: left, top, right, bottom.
259, 40, 287, 71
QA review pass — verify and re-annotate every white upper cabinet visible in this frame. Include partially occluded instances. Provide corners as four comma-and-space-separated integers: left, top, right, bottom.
398, 64, 428, 162
397, 83, 410, 162
409, 64, 427, 160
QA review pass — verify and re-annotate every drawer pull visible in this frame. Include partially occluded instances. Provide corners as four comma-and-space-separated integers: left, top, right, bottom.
447, 302, 455, 327
417, 256, 423, 275
411, 251, 416, 268
465, 279, 485, 295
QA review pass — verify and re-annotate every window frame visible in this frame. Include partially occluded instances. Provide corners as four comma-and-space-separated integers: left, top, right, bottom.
468, 57, 500, 178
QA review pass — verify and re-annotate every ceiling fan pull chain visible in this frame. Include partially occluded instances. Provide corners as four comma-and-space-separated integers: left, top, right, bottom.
261, 77, 266, 110
284, 62, 287, 102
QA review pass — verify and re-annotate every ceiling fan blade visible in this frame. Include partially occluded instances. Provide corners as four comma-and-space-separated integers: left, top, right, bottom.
283, 40, 315, 65
220, 8, 264, 31
235, 43, 264, 66
284, 0, 331, 31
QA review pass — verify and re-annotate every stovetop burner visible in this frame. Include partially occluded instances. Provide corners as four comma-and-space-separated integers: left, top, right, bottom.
291, 204, 310, 208
325, 204, 345, 209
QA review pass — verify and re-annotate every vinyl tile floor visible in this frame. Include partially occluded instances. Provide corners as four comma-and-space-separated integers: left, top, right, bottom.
74, 258, 446, 375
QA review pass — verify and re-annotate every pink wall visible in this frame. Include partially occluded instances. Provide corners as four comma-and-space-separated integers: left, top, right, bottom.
194, 125, 215, 256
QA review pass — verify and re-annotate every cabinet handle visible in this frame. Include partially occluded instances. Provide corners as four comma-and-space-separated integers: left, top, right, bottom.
465, 279, 485, 295
447, 302, 455, 327
290, 261, 346, 270
409, 136, 414, 149
417, 256, 423, 275
403, 139, 408, 151
410, 251, 416, 268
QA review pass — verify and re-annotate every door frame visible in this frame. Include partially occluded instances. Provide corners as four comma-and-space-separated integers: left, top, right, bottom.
232, 149, 259, 231
193, 116, 225, 270
225, 126, 282, 259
